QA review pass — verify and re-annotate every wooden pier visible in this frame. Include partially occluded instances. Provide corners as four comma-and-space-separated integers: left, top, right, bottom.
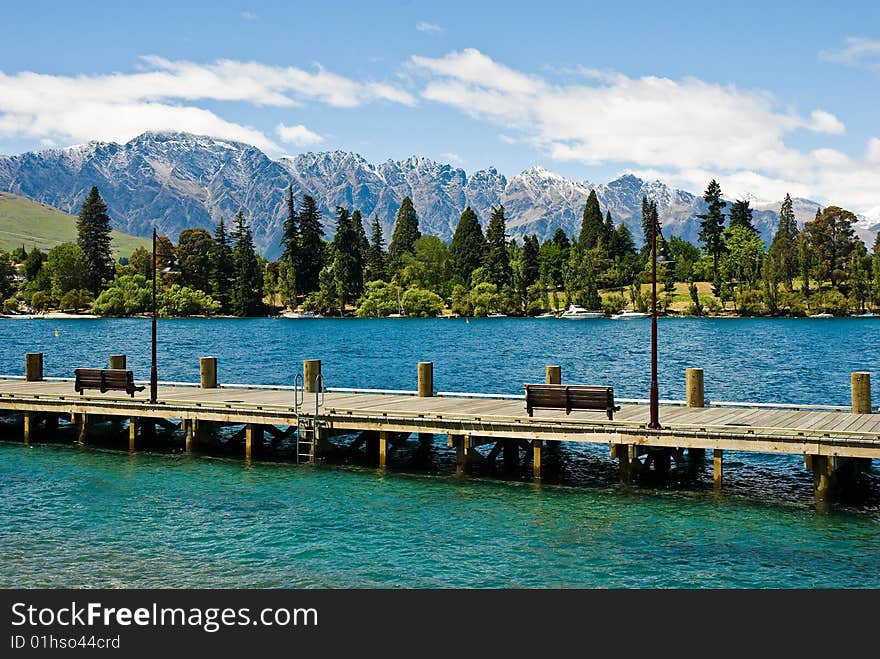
1, 356, 877, 500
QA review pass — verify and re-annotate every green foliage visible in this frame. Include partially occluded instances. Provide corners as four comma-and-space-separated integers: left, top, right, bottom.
579, 190, 603, 250
211, 218, 234, 313
365, 216, 387, 283
356, 280, 403, 317
92, 274, 152, 316
387, 197, 421, 270
688, 281, 702, 316
23, 247, 44, 281
449, 207, 485, 285
30, 290, 49, 312
483, 205, 512, 288
46, 242, 89, 298
4, 296, 20, 312
602, 293, 627, 316
303, 266, 340, 316
331, 206, 364, 307
176, 228, 214, 293
471, 282, 500, 317
297, 195, 326, 296
728, 199, 755, 232
538, 238, 565, 288
451, 284, 472, 316
76, 186, 114, 294
401, 287, 444, 317
60, 288, 93, 313
158, 284, 220, 317
722, 225, 765, 286
697, 179, 727, 282
400, 236, 449, 297
802, 206, 858, 288
280, 185, 299, 307
521, 235, 540, 288
230, 211, 264, 316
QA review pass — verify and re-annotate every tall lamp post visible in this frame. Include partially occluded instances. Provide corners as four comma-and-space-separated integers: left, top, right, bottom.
150, 228, 179, 404
648, 203, 672, 430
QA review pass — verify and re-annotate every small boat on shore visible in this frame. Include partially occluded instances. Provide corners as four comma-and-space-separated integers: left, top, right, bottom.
281, 311, 316, 319
560, 304, 603, 319
611, 310, 650, 320
809, 312, 834, 319
535, 312, 558, 319
487, 313, 508, 318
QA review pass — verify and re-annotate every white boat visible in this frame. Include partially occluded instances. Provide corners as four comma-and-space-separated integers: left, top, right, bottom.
487, 313, 508, 318
387, 313, 405, 318
535, 312, 558, 319
611, 310, 650, 320
281, 311, 316, 319
559, 304, 604, 319
809, 312, 834, 318
854, 312, 876, 318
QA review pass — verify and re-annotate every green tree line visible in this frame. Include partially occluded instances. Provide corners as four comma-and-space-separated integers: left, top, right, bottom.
2, 182, 879, 318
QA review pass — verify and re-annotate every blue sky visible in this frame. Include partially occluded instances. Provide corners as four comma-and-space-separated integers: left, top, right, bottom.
2, 0, 879, 214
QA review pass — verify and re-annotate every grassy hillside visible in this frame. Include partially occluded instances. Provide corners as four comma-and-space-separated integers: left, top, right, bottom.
0, 192, 150, 257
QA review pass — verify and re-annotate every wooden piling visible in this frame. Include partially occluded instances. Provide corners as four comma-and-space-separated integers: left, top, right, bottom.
713, 449, 723, 489
109, 354, 126, 370
418, 362, 434, 397
451, 434, 465, 476
23, 412, 32, 444
304, 360, 322, 393
686, 368, 706, 460
25, 353, 43, 382
533, 440, 543, 480
128, 418, 137, 450
245, 424, 263, 459
812, 455, 837, 500
200, 357, 218, 389
851, 372, 872, 415
184, 419, 194, 453
379, 431, 388, 469
75, 413, 88, 444
545, 365, 561, 385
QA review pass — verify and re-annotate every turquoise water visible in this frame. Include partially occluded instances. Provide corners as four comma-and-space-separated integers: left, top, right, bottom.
1, 317, 879, 587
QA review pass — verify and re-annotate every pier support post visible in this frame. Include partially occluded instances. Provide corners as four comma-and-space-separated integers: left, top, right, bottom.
184, 419, 194, 453
379, 431, 388, 469
128, 418, 137, 450
450, 434, 466, 476
686, 368, 706, 461
23, 412, 32, 444
851, 372, 872, 414
245, 424, 263, 459
533, 440, 543, 480
200, 357, 218, 389
25, 352, 43, 381
812, 455, 837, 500
75, 413, 88, 444
304, 360, 322, 393
614, 444, 638, 484
545, 365, 561, 385
109, 354, 126, 370
713, 449, 723, 489
417, 362, 434, 443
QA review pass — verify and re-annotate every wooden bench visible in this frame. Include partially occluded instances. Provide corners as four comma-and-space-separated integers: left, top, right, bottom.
524, 384, 620, 419
74, 368, 145, 397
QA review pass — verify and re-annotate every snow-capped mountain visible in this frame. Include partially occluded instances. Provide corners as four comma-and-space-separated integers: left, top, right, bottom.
0, 131, 873, 257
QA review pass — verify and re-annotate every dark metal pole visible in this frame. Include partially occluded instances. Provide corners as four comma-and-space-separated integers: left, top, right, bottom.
648, 207, 661, 430
150, 227, 157, 404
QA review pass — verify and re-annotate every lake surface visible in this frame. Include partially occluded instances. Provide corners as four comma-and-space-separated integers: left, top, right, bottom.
1, 316, 878, 588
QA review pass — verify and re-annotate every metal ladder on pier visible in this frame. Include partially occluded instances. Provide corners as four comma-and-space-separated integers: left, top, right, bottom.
294, 373, 324, 464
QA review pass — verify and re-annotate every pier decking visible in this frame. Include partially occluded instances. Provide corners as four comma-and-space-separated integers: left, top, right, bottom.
1, 365, 877, 500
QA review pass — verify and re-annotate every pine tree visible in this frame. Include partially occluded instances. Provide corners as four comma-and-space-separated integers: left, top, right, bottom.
601, 211, 615, 248
331, 206, 364, 308
211, 218, 234, 313
729, 199, 756, 232
76, 186, 114, 294
641, 196, 652, 247
280, 185, 299, 306
365, 216, 387, 282
871, 233, 880, 311
230, 211, 263, 316
697, 179, 727, 284
579, 190, 604, 250
802, 205, 858, 288
297, 194, 325, 296
449, 206, 485, 285
388, 197, 421, 270
483, 205, 512, 288
522, 235, 540, 288
768, 193, 799, 291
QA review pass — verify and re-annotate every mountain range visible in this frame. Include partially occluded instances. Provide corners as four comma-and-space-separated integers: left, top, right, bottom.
0, 131, 877, 258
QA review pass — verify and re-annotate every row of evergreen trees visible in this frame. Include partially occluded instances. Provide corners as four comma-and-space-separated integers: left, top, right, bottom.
3, 182, 880, 317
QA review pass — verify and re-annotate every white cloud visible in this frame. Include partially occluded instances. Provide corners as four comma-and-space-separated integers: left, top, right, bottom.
820, 37, 880, 68
241, 11, 258, 21
0, 56, 414, 154
867, 137, 880, 163
410, 48, 879, 213
416, 22, 443, 34
276, 123, 324, 146
441, 152, 464, 165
